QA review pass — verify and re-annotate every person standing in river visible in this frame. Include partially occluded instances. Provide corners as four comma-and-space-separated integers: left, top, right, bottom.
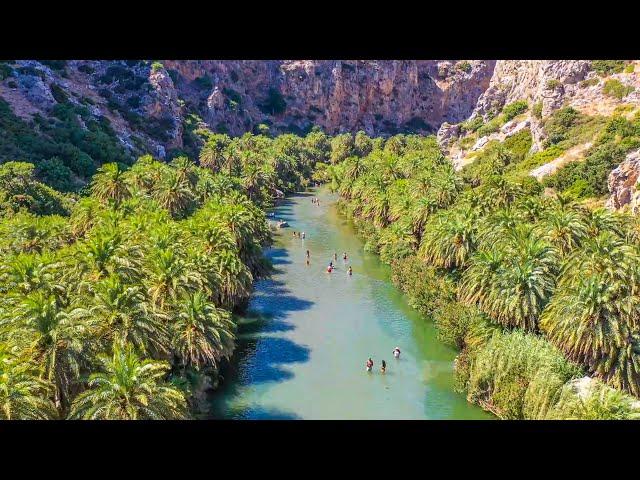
380, 360, 386, 374
306, 249, 310, 258
366, 358, 374, 372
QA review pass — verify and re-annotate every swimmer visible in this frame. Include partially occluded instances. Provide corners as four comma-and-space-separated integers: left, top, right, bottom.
343, 252, 348, 260
327, 265, 333, 273
293, 231, 297, 237
380, 360, 386, 374
348, 266, 353, 276
366, 358, 374, 372
333, 252, 338, 261
306, 250, 310, 258
306, 258, 310, 266
393, 347, 401, 359
302, 232, 305, 239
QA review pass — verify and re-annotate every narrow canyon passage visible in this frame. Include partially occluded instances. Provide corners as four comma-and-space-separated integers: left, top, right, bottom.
211, 188, 491, 419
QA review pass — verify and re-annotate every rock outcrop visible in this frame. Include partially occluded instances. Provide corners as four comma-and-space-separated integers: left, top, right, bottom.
1, 60, 497, 159
606, 149, 640, 212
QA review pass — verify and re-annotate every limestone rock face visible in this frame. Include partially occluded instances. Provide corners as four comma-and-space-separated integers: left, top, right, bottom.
148, 65, 183, 151
607, 149, 640, 212
163, 59, 496, 136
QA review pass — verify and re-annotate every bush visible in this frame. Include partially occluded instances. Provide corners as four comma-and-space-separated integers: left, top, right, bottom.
49, 83, 69, 104
546, 79, 561, 89
259, 88, 287, 115
546, 379, 640, 420
391, 255, 456, 317
625, 64, 635, 74
151, 61, 164, 72
77, 64, 94, 75
460, 116, 483, 133
0, 62, 14, 80
477, 115, 504, 137
457, 61, 472, 73
580, 78, 599, 88
532, 101, 543, 119
466, 330, 581, 419
502, 100, 528, 122
194, 75, 213, 90
603, 79, 634, 100
591, 60, 626, 76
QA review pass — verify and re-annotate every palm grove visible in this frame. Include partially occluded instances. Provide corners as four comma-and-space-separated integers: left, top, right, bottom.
0, 129, 330, 419
3, 105, 640, 420
317, 107, 640, 419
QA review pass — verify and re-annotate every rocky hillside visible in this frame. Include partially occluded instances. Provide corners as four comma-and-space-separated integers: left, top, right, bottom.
2, 59, 640, 206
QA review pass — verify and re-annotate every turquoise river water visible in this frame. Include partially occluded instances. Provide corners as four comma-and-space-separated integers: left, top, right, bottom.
210, 187, 491, 420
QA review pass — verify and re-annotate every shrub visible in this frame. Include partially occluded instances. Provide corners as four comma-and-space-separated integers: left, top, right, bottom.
532, 101, 543, 119
391, 255, 456, 317
77, 64, 94, 75
546, 79, 561, 89
546, 379, 640, 420
625, 63, 635, 74
0, 62, 14, 80
591, 60, 626, 76
603, 79, 634, 100
259, 88, 287, 115
151, 61, 164, 72
580, 78, 599, 88
502, 100, 528, 122
194, 75, 213, 90
457, 61, 472, 73
466, 330, 581, 419
477, 115, 504, 137
49, 83, 69, 104
460, 116, 483, 133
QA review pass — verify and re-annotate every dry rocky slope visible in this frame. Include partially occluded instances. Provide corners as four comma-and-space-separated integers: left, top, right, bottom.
2, 59, 640, 210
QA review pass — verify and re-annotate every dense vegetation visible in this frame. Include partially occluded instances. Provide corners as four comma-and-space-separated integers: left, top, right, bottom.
320, 126, 640, 419
0, 130, 331, 419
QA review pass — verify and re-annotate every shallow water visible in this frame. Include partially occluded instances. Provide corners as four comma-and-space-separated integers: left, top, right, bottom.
210, 188, 491, 419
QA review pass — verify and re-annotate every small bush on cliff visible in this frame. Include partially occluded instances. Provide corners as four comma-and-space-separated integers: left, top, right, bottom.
502, 100, 528, 122
592, 60, 626, 76
603, 79, 634, 100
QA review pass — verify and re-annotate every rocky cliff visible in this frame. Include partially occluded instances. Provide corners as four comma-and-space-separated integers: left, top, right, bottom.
0, 60, 495, 161
3, 59, 640, 207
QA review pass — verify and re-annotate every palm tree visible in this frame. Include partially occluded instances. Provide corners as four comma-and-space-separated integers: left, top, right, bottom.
9, 291, 91, 411
145, 248, 204, 309
210, 249, 253, 308
152, 170, 195, 219
199, 135, 231, 173
69, 344, 188, 420
69, 197, 103, 239
537, 207, 587, 256
540, 271, 640, 396
171, 156, 199, 189
74, 231, 143, 283
419, 208, 476, 269
90, 163, 131, 205
0, 345, 57, 419
89, 275, 169, 356
172, 292, 235, 370
0, 252, 64, 297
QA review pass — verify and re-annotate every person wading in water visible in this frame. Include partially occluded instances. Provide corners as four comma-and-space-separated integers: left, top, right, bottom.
366, 358, 374, 372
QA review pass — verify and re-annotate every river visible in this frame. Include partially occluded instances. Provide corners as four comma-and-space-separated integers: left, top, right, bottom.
210, 187, 491, 419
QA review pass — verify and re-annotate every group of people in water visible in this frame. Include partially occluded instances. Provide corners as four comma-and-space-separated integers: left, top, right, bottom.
366, 348, 401, 374
326, 252, 351, 275
292, 231, 305, 239
311, 197, 320, 206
